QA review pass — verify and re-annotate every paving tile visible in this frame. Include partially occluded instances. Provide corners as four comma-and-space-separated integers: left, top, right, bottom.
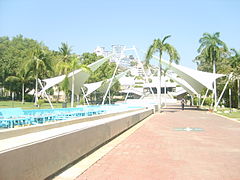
74, 105, 240, 180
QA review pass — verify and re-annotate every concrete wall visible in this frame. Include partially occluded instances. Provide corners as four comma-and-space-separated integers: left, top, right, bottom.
0, 108, 142, 140
0, 109, 153, 180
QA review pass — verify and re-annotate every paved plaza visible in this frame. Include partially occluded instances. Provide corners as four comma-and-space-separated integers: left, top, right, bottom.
73, 104, 240, 180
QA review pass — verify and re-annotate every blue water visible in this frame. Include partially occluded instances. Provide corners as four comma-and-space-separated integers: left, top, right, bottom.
0, 104, 144, 129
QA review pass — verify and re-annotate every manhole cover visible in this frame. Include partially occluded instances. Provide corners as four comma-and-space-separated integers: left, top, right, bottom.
174, 127, 204, 131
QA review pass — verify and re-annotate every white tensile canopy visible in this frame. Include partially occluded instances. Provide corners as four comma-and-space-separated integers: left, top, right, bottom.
83, 70, 129, 96
152, 55, 226, 94
84, 81, 103, 97
40, 54, 113, 95
165, 72, 198, 96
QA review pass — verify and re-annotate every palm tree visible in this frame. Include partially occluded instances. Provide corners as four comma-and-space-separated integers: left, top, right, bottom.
56, 59, 71, 104
69, 56, 91, 107
229, 48, 240, 108
59, 42, 72, 63
145, 35, 180, 112
55, 42, 72, 104
229, 49, 240, 72
27, 47, 52, 105
56, 55, 91, 107
5, 66, 33, 104
197, 32, 228, 108
162, 68, 170, 106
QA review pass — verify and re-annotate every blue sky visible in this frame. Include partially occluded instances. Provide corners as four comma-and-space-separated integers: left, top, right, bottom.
0, 0, 239, 69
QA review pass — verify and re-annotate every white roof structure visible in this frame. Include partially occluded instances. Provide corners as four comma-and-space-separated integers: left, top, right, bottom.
120, 89, 143, 96
40, 54, 113, 95
83, 70, 129, 96
84, 81, 103, 96
152, 55, 225, 94
165, 72, 198, 96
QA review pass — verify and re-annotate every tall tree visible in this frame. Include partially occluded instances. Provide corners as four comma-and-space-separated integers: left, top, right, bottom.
59, 42, 72, 63
55, 42, 73, 104
27, 47, 52, 105
229, 49, 240, 108
145, 35, 180, 111
197, 32, 228, 107
0, 35, 42, 95
5, 65, 33, 104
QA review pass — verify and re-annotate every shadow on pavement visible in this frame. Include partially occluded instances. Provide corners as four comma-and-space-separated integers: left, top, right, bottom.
163, 105, 208, 112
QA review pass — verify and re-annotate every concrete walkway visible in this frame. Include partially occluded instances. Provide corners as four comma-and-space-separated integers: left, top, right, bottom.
75, 105, 240, 180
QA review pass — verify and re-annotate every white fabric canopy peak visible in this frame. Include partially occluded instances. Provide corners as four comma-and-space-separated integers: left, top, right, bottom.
166, 72, 198, 96
152, 55, 225, 94
83, 70, 130, 96
40, 54, 113, 95
84, 81, 103, 96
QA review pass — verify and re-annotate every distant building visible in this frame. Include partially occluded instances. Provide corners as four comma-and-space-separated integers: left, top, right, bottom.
93, 46, 111, 57
93, 45, 137, 68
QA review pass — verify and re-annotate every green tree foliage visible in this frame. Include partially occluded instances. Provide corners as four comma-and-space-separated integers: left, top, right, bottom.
26, 46, 53, 105
145, 35, 180, 109
56, 42, 73, 103
81, 53, 118, 82
80, 53, 121, 103
194, 32, 240, 108
0, 35, 53, 102
5, 66, 34, 104
195, 32, 228, 72
0, 35, 42, 87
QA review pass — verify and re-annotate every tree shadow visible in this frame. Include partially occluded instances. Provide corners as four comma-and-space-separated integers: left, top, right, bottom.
163, 105, 208, 112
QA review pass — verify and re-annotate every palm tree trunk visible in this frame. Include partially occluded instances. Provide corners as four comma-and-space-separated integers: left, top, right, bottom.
22, 83, 25, 104
213, 59, 217, 109
164, 77, 167, 106
34, 75, 38, 105
159, 52, 162, 112
71, 73, 75, 108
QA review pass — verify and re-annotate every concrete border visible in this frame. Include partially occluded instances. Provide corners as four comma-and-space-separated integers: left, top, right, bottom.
0, 108, 153, 180
0, 108, 142, 140
54, 113, 154, 180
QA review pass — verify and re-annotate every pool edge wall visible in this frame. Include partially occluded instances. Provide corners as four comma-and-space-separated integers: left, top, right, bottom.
0, 108, 153, 180
0, 108, 142, 140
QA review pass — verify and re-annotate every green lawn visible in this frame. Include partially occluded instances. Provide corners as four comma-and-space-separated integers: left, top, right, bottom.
215, 108, 240, 121
0, 101, 69, 109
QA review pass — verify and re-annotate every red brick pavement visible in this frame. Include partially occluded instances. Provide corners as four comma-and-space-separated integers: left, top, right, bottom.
76, 105, 240, 180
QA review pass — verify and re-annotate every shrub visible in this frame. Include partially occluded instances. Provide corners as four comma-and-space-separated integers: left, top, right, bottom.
204, 97, 213, 106
25, 94, 34, 102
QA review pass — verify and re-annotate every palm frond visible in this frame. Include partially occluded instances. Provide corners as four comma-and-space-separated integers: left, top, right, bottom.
162, 35, 171, 44
5, 76, 20, 83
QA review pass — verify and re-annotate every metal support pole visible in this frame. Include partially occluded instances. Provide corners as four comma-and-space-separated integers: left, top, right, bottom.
38, 79, 54, 109
124, 86, 131, 102
201, 89, 209, 107
198, 94, 201, 107
81, 87, 89, 105
102, 54, 120, 105
215, 73, 233, 108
